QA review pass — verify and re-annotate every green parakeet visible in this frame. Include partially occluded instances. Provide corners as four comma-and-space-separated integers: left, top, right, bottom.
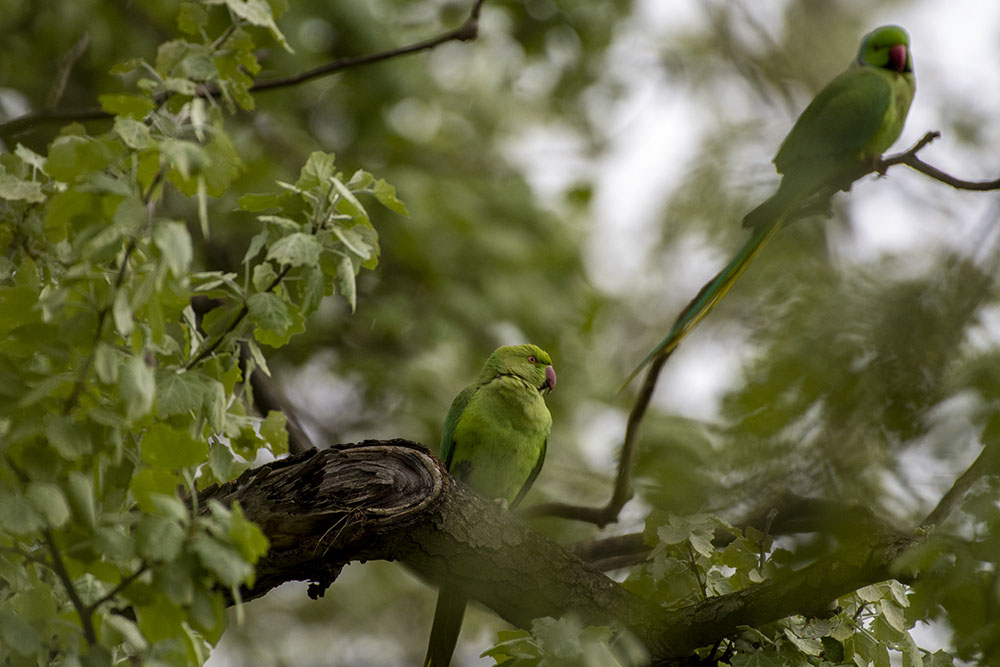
623, 25, 915, 388
423, 344, 556, 667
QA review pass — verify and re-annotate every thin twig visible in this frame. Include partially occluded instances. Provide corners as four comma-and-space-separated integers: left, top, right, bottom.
184, 263, 289, 370
251, 0, 483, 93
523, 353, 668, 525
46, 33, 90, 109
922, 441, 1000, 528
42, 529, 97, 645
879, 130, 1000, 191
85, 563, 149, 614
0, 0, 485, 139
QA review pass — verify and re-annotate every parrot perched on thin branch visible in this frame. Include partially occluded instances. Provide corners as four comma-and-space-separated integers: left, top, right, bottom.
622, 25, 915, 389
423, 344, 556, 667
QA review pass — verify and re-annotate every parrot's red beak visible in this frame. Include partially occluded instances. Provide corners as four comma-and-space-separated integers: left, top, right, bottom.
889, 44, 908, 72
541, 365, 556, 393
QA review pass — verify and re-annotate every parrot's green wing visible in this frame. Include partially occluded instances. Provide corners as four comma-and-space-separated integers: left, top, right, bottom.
510, 435, 547, 509
439, 383, 479, 469
774, 67, 894, 174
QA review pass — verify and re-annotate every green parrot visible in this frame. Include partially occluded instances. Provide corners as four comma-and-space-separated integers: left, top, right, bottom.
423, 344, 556, 667
622, 25, 915, 388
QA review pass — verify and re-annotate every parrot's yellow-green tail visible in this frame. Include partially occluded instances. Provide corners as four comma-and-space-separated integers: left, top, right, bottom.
619, 213, 784, 391
424, 583, 469, 667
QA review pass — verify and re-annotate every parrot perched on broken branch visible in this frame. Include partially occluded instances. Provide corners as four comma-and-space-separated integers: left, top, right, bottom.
623, 25, 915, 389
423, 344, 556, 667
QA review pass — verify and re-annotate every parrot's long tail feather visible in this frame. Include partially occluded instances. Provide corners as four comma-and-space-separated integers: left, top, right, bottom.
619, 213, 784, 391
424, 583, 469, 667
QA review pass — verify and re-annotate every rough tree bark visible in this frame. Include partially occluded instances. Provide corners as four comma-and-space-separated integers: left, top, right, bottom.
198, 440, 920, 664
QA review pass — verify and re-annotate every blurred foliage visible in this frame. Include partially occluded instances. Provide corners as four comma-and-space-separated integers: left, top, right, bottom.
3, 0, 1000, 665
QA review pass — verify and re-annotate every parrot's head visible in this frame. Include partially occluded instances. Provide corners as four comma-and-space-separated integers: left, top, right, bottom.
484, 344, 556, 395
857, 25, 913, 74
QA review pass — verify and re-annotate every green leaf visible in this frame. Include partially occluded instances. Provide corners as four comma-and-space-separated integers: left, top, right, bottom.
98, 93, 155, 119
0, 487, 43, 534
879, 599, 908, 633
336, 255, 357, 312
130, 468, 178, 512
296, 151, 336, 191
191, 534, 252, 587
330, 175, 369, 223
219, 0, 292, 52
258, 214, 301, 232
246, 339, 270, 376
0, 174, 45, 203
94, 525, 136, 560
66, 470, 97, 529
103, 614, 148, 652
177, 2, 209, 34
113, 116, 150, 149
188, 584, 226, 642
44, 414, 91, 460
0, 609, 41, 656
137, 595, 187, 643
135, 514, 186, 562
299, 265, 325, 315
247, 292, 290, 339
237, 192, 286, 212
208, 442, 234, 480
153, 220, 193, 277
121, 354, 156, 421
783, 629, 822, 656
243, 231, 269, 263
113, 288, 134, 337
333, 226, 373, 260
26, 482, 71, 528
141, 423, 208, 469
373, 178, 408, 215
46, 134, 120, 182
857, 584, 883, 603
252, 262, 278, 292
228, 502, 268, 562
266, 232, 322, 268
15, 143, 48, 172
260, 411, 288, 455
0, 286, 41, 336
157, 369, 206, 417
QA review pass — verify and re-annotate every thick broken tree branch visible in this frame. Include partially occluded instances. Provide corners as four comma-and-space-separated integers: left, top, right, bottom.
203, 439, 929, 663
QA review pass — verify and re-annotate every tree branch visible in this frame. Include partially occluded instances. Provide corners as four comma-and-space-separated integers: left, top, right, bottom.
249, 0, 484, 94
202, 439, 932, 664
922, 440, 1000, 528
523, 353, 668, 526
879, 131, 1000, 191
0, 0, 485, 139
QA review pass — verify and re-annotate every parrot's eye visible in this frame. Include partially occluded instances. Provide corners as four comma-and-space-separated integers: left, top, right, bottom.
527, 355, 537, 364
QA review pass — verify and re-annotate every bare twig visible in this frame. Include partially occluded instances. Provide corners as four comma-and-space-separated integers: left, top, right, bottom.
0, 0, 485, 139
42, 529, 97, 645
879, 130, 1000, 191
523, 353, 668, 526
85, 563, 149, 614
922, 441, 1000, 528
251, 0, 483, 93
46, 33, 90, 109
